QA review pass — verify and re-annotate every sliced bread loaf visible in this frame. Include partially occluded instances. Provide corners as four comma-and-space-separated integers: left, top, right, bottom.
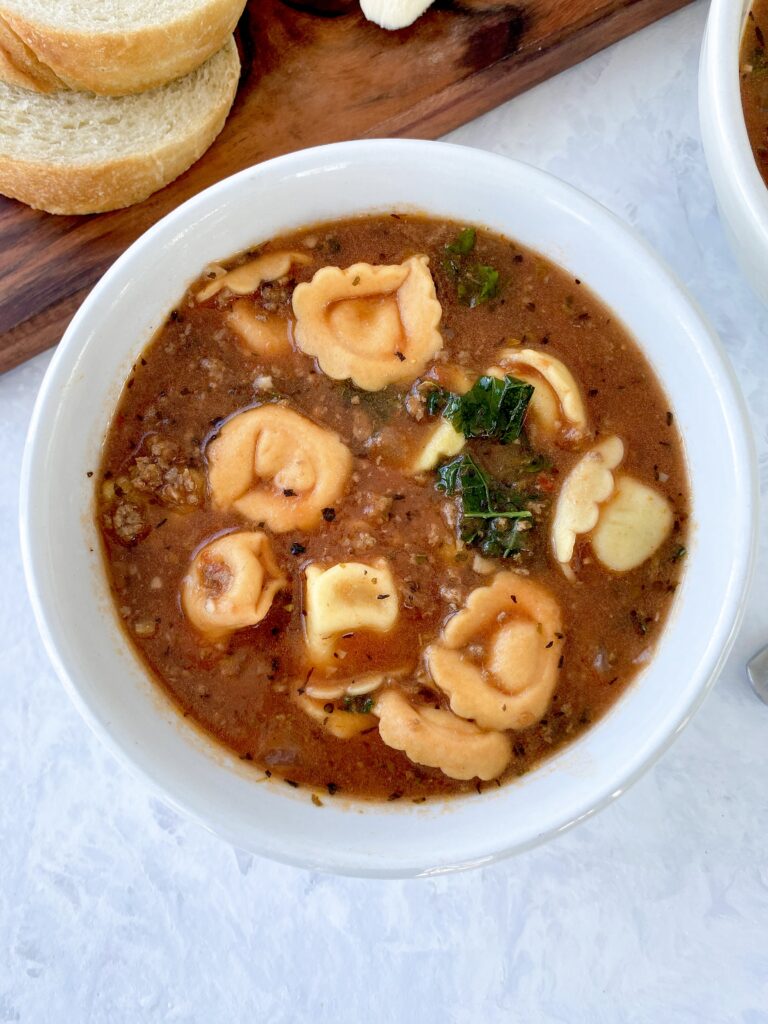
0, 0, 246, 95
0, 36, 240, 214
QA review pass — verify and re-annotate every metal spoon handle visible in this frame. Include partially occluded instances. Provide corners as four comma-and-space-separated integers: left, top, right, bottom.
747, 644, 768, 704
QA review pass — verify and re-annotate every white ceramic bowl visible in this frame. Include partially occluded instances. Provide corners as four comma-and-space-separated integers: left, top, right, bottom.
700, 0, 768, 305
20, 140, 757, 877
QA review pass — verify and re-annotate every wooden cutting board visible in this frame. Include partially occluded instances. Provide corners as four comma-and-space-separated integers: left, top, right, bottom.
0, 0, 692, 374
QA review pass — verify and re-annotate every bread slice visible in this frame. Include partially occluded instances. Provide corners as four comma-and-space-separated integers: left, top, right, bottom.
0, 0, 246, 95
0, 14, 63, 92
0, 36, 240, 215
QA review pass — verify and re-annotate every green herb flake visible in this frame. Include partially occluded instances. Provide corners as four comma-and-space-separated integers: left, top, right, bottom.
746, 46, 768, 78
629, 609, 649, 637
343, 695, 375, 714
520, 453, 553, 474
671, 545, 687, 562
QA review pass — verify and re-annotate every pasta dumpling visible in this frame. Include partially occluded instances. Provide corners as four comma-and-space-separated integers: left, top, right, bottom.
591, 475, 673, 572
304, 559, 399, 663
552, 436, 673, 576
293, 692, 378, 739
432, 364, 474, 394
227, 302, 291, 359
292, 256, 443, 391
207, 406, 352, 533
375, 689, 512, 781
407, 364, 472, 473
293, 670, 402, 739
551, 435, 624, 576
303, 670, 401, 702
426, 572, 564, 731
197, 251, 312, 302
489, 348, 588, 445
181, 530, 287, 637
409, 420, 466, 474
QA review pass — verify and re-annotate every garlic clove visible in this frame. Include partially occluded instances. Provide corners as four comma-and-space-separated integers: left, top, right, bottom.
359, 0, 435, 30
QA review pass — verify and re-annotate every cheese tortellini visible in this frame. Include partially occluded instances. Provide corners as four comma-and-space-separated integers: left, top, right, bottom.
304, 559, 399, 663
181, 530, 287, 637
426, 572, 564, 731
227, 302, 291, 359
407, 364, 472, 473
293, 692, 378, 739
591, 475, 674, 572
303, 670, 399, 702
207, 406, 352, 533
552, 436, 673, 576
293, 670, 399, 739
292, 256, 443, 390
409, 420, 466, 474
375, 689, 512, 781
489, 348, 588, 445
197, 250, 312, 302
551, 435, 624, 576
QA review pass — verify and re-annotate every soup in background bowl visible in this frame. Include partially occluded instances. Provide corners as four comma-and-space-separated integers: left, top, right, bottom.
20, 141, 756, 875
740, 0, 768, 185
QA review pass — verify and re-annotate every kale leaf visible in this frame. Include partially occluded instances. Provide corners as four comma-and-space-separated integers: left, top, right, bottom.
445, 227, 476, 256
425, 386, 451, 417
341, 382, 401, 425
428, 373, 534, 444
457, 265, 500, 307
442, 227, 501, 307
436, 453, 532, 558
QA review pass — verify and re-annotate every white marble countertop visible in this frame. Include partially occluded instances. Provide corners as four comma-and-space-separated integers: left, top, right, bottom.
2, 2, 767, 1019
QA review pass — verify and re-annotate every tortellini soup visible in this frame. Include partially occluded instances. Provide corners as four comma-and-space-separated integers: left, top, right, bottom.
97, 215, 689, 802
741, 0, 768, 189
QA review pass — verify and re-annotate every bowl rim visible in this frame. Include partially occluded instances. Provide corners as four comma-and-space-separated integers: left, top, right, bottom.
700, 0, 768, 275
19, 139, 759, 876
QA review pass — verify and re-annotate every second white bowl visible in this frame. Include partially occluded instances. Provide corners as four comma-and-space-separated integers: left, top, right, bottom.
700, 0, 768, 306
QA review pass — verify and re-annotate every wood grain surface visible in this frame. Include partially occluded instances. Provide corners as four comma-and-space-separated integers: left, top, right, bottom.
0, 0, 692, 374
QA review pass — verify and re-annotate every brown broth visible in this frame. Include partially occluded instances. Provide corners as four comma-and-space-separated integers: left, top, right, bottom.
96, 215, 689, 802
741, 0, 768, 187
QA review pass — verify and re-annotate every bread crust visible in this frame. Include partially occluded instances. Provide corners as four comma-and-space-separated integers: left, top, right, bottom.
0, 0, 246, 95
0, 15, 62, 91
0, 40, 239, 214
